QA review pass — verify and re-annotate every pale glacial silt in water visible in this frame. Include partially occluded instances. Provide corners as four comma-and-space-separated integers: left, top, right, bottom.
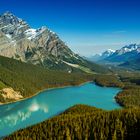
0, 83, 121, 138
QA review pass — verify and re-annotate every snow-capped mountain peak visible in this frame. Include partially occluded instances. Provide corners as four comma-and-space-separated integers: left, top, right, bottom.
102, 49, 115, 57
116, 44, 140, 55
88, 49, 115, 62
89, 44, 140, 62
107, 49, 115, 53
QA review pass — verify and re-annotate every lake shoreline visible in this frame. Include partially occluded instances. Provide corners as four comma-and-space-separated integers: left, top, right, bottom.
0, 79, 123, 109
0, 82, 122, 138
0, 80, 93, 106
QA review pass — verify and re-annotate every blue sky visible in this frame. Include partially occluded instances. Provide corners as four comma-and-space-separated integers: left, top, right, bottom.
0, 0, 140, 56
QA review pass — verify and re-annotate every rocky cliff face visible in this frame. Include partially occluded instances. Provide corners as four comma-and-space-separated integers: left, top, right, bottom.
0, 12, 89, 73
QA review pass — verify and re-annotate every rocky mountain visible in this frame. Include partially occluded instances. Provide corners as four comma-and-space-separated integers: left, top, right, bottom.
88, 49, 115, 62
90, 44, 139, 64
0, 11, 108, 73
102, 49, 115, 57
104, 44, 140, 63
90, 44, 140, 70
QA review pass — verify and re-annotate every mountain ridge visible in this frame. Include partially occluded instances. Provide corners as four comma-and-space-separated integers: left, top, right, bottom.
89, 44, 140, 69
0, 11, 109, 73
89, 49, 115, 62
104, 44, 140, 63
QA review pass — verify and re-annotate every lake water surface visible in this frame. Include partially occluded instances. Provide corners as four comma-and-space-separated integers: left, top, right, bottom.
0, 82, 121, 137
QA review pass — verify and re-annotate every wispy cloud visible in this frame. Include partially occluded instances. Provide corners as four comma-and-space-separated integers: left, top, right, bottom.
112, 30, 127, 34
102, 30, 127, 38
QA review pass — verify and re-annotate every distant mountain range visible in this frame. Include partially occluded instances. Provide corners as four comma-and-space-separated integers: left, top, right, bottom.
89, 44, 140, 70
88, 49, 115, 62
0, 11, 108, 74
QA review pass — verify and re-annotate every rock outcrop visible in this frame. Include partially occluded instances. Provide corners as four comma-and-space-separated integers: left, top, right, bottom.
0, 87, 23, 101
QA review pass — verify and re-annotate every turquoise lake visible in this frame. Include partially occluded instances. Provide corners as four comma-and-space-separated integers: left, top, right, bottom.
0, 82, 121, 138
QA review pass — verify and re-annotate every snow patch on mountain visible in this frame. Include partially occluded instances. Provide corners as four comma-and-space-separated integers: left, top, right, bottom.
25, 29, 37, 40
117, 44, 140, 55
62, 61, 79, 68
102, 49, 115, 56
5, 34, 12, 39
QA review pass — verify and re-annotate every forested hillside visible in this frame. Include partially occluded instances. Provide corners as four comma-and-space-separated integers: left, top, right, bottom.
115, 71, 140, 107
0, 56, 93, 103
5, 105, 140, 140
120, 58, 140, 70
